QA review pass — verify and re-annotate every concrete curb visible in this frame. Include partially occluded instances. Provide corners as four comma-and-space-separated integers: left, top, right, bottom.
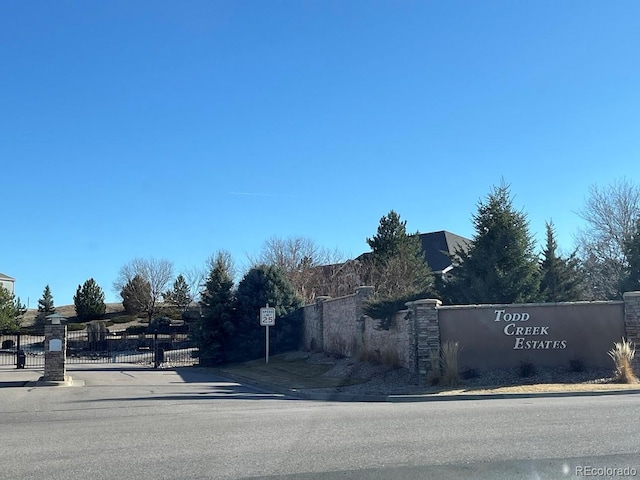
25, 376, 85, 387
211, 369, 640, 403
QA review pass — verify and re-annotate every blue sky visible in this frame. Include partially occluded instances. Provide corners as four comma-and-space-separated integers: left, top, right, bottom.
2, 1, 640, 306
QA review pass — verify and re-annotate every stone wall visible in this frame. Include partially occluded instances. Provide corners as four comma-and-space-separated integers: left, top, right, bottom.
302, 289, 640, 383
302, 286, 413, 368
321, 292, 361, 357
623, 292, 640, 369
362, 308, 415, 370
301, 297, 325, 352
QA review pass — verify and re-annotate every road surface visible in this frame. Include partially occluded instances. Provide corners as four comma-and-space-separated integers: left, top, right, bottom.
1, 365, 638, 479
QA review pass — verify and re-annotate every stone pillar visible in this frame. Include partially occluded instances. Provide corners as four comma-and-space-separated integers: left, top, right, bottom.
355, 286, 375, 353
313, 296, 331, 352
623, 291, 640, 369
44, 315, 67, 382
411, 299, 442, 386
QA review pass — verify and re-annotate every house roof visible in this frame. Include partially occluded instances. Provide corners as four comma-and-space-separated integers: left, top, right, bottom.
418, 231, 472, 273
355, 230, 472, 273
0, 272, 15, 281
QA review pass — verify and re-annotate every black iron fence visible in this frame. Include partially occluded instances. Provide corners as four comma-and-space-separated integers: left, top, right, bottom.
0, 331, 199, 368
0, 333, 45, 368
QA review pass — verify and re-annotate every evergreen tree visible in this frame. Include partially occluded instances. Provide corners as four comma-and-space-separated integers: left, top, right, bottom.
0, 286, 25, 333
120, 275, 151, 315
539, 222, 585, 302
163, 274, 193, 312
365, 210, 434, 299
74, 278, 107, 320
33, 284, 56, 330
446, 182, 539, 304
37, 285, 55, 314
230, 265, 302, 362
621, 218, 640, 293
194, 253, 235, 366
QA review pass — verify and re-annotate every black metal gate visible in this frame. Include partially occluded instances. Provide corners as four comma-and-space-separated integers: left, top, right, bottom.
0, 333, 45, 368
0, 332, 198, 368
67, 330, 198, 366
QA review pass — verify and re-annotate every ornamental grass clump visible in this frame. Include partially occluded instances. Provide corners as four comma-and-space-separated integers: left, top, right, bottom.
607, 338, 639, 384
441, 341, 460, 388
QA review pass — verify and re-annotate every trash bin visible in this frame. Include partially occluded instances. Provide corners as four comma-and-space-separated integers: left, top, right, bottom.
17, 350, 26, 369
154, 347, 165, 368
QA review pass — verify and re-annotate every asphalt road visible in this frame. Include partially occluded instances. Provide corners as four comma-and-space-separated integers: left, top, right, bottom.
1, 365, 639, 479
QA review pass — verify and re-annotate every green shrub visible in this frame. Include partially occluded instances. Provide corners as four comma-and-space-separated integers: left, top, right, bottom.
518, 358, 536, 378
111, 316, 137, 324
126, 325, 147, 335
462, 368, 479, 380
66, 323, 86, 331
569, 357, 585, 372
363, 292, 426, 330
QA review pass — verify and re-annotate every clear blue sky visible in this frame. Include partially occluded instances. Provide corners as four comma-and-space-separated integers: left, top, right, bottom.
2, 1, 640, 306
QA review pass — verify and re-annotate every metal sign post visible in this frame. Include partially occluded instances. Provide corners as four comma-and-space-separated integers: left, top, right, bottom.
260, 303, 276, 364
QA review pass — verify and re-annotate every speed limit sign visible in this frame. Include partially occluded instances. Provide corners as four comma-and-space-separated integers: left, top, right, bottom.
260, 306, 276, 326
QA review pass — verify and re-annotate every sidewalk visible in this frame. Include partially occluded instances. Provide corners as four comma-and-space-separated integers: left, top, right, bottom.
212, 368, 640, 403
3, 364, 640, 402
0, 366, 43, 387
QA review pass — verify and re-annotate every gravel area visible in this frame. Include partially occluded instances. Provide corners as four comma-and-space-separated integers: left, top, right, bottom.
290, 351, 623, 396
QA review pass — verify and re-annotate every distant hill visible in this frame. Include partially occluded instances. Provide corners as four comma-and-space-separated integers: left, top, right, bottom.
20, 303, 125, 327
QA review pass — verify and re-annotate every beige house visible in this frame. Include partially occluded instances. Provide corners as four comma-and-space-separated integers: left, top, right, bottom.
0, 272, 15, 295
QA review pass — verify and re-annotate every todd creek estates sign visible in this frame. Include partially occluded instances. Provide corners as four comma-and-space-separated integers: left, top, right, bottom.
437, 302, 626, 370
493, 309, 567, 350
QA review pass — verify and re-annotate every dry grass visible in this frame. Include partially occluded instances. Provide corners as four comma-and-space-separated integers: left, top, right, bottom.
357, 339, 401, 368
218, 354, 367, 389
436, 383, 640, 396
427, 353, 441, 385
20, 303, 125, 326
441, 341, 460, 387
608, 338, 639, 384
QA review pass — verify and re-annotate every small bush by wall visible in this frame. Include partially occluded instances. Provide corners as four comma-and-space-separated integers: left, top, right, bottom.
608, 338, 639, 384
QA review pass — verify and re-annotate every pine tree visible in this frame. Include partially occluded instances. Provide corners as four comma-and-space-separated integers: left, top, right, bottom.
74, 278, 107, 320
37, 285, 55, 314
195, 253, 236, 366
163, 274, 192, 312
539, 222, 585, 302
0, 286, 24, 333
367, 210, 408, 260
120, 275, 151, 315
230, 265, 302, 362
365, 210, 434, 299
621, 218, 640, 293
446, 182, 539, 304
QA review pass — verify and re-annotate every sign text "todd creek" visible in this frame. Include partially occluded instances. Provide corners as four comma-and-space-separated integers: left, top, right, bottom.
494, 309, 567, 350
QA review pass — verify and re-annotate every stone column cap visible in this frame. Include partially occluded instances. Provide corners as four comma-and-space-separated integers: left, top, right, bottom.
623, 291, 640, 299
406, 299, 442, 307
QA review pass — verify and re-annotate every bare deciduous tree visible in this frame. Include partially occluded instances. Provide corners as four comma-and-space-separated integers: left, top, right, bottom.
113, 257, 174, 321
576, 178, 640, 299
181, 265, 207, 304
249, 236, 346, 303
